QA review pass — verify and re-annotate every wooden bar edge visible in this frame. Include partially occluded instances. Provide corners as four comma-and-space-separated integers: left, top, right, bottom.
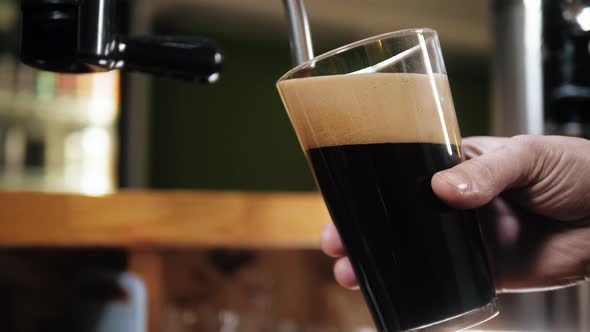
0, 190, 329, 249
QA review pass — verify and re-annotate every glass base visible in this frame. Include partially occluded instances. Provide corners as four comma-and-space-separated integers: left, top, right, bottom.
407, 300, 498, 332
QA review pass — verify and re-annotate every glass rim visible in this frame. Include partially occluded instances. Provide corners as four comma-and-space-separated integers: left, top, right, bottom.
277, 28, 438, 82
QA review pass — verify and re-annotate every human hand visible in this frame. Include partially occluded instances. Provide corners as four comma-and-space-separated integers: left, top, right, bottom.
321, 135, 590, 293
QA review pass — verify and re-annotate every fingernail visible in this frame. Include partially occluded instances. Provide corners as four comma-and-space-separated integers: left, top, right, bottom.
439, 171, 469, 192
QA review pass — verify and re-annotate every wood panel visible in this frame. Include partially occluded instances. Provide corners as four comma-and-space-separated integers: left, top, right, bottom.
0, 191, 329, 248
129, 250, 163, 332
158, 249, 374, 331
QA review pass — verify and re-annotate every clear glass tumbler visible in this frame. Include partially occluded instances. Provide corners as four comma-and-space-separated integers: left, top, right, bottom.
276, 29, 498, 332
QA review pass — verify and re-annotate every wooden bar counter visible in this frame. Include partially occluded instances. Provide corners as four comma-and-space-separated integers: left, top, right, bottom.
0, 190, 332, 332
0, 190, 329, 248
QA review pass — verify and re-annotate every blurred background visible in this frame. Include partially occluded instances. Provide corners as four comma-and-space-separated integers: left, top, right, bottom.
0, 0, 491, 194
1, 0, 576, 331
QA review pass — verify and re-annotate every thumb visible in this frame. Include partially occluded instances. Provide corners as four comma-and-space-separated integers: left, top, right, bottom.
432, 135, 539, 209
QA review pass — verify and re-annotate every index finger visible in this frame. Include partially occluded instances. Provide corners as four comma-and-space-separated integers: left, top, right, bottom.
321, 222, 346, 258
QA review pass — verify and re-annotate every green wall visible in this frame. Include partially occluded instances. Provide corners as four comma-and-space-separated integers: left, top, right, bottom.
150, 16, 490, 190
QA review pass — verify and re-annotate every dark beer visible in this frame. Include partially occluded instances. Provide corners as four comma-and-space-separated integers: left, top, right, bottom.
278, 72, 497, 331
309, 142, 494, 331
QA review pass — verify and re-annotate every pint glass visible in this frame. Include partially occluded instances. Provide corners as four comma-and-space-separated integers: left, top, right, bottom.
277, 29, 497, 332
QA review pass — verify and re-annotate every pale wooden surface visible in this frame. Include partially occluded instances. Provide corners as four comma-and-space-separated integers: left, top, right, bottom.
0, 191, 329, 248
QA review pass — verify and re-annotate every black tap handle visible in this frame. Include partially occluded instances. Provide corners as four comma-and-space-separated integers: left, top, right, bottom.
119, 36, 222, 83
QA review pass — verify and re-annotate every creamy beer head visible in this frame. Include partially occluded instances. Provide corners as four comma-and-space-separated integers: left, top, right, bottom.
277, 73, 462, 151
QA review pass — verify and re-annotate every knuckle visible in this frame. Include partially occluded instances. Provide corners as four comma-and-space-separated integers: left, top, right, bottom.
510, 134, 545, 156
468, 157, 497, 192
510, 135, 545, 176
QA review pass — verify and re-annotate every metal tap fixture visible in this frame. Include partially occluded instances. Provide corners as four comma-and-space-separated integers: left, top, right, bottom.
282, 0, 314, 65
19, 0, 222, 83
493, 0, 590, 139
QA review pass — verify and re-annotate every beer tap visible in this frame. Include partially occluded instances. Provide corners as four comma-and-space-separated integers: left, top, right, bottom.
493, 0, 590, 139
18, 0, 317, 82
282, 0, 314, 66
19, 0, 222, 83
545, 0, 590, 137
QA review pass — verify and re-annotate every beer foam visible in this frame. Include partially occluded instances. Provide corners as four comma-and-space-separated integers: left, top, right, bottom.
277, 73, 462, 149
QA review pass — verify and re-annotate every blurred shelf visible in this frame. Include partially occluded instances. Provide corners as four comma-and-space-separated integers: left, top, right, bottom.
0, 2, 17, 31
0, 190, 329, 248
0, 89, 117, 127
0, 170, 116, 196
